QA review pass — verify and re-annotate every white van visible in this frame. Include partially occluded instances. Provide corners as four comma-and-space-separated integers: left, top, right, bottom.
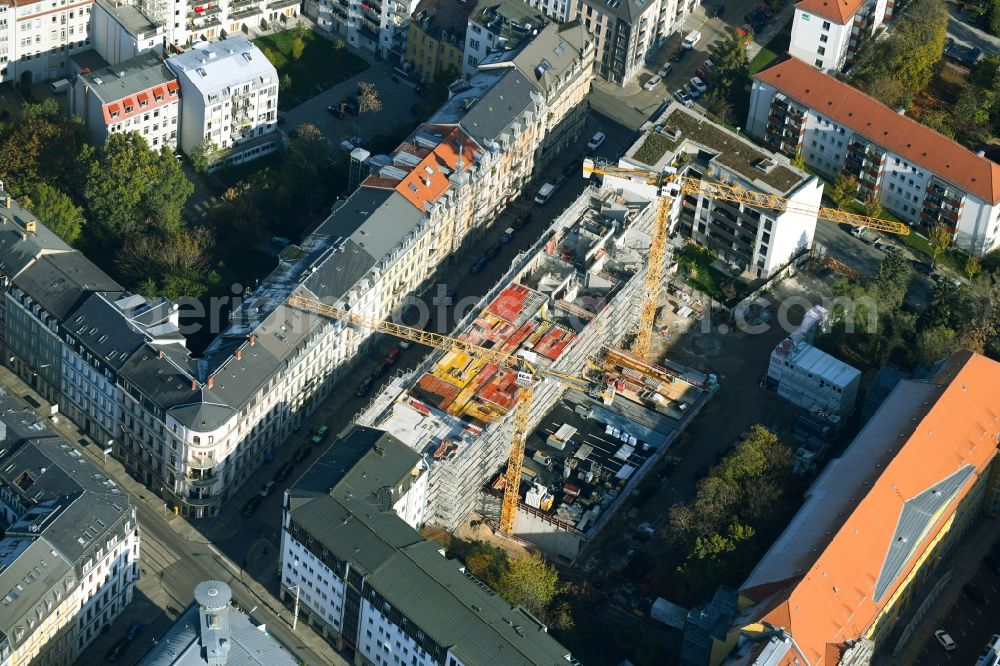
534, 183, 555, 205
682, 30, 702, 49
49, 78, 70, 94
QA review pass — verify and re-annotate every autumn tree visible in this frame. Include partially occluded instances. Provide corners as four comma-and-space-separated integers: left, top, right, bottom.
966, 253, 982, 281
358, 81, 383, 115
863, 193, 883, 219
928, 223, 952, 266
496, 553, 560, 617
463, 541, 507, 587
830, 174, 858, 209
189, 140, 217, 174
917, 325, 960, 365
291, 36, 305, 60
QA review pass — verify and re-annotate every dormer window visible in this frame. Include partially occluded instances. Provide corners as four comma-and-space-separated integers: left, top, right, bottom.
124, 105, 133, 113
110, 110, 119, 118
154, 94, 163, 101
139, 100, 148, 107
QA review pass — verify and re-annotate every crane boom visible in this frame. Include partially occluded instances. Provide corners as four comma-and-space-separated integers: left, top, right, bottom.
582, 159, 910, 235
286, 293, 601, 536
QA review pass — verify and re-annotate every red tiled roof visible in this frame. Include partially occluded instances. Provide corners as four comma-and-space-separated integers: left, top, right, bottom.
755, 57, 1000, 203
743, 350, 1000, 664
794, 0, 865, 24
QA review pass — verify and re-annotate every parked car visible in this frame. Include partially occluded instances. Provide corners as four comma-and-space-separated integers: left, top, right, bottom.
385, 346, 401, 365
275, 462, 294, 483
690, 77, 708, 94
484, 241, 501, 259
670, 49, 689, 63
674, 89, 694, 107
963, 583, 986, 604
500, 227, 515, 243
471, 257, 488, 274
241, 495, 261, 517
912, 260, 934, 275
682, 30, 702, 49
685, 82, 702, 99
355, 376, 373, 397
258, 481, 277, 497
327, 105, 343, 118
704, 58, 715, 71
293, 443, 311, 463
756, 2, 774, 18
657, 63, 673, 78
587, 131, 607, 150
850, 226, 867, 239
695, 66, 709, 80
643, 75, 662, 91
310, 425, 330, 444
104, 638, 129, 663
935, 629, 957, 652
535, 182, 556, 205
125, 622, 145, 641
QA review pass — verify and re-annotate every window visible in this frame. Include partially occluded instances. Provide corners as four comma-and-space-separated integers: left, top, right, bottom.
817, 46, 825, 55
815, 59, 823, 68
471, 24, 481, 34
469, 39, 479, 50
467, 55, 478, 67
822, 20, 831, 29
819, 34, 828, 43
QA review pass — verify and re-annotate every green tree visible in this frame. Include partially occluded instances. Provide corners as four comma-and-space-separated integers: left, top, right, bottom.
830, 174, 858, 208
966, 253, 982, 281
917, 325, 959, 365
929, 223, 952, 266
863, 193, 883, 219
919, 107, 955, 138
463, 541, 508, 587
0, 99, 87, 196
790, 151, 805, 170
291, 36, 305, 60
280, 73, 293, 92
953, 87, 995, 142
189, 140, 217, 174
872, 251, 913, 312
26, 182, 85, 245
260, 46, 277, 64
496, 553, 559, 616
143, 148, 194, 235
988, 0, 1000, 37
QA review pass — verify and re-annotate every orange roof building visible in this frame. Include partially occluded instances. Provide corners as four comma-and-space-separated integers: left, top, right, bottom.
749, 56, 1000, 255
788, 0, 893, 72
714, 351, 1000, 665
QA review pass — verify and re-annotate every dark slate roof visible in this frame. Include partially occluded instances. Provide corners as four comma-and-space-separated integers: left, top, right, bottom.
286, 426, 575, 665
0, 198, 74, 278
873, 463, 975, 601
16, 254, 121, 320
460, 71, 536, 145
63, 294, 154, 370
481, 21, 590, 97
0, 536, 75, 652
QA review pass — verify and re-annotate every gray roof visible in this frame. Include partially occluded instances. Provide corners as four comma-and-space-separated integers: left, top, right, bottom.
459, 71, 537, 144
585, 0, 658, 22
140, 583, 297, 666
0, 199, 74, 279
16, 254, 122, 320
166, 37, 275, 103
63, 293, 182, 370
481, 21, 590, 96
287, 427, 574, 665
80, 51, 176, 106
0, 535, 75, 652
70, 49, 112, 75
873, 463, 975, 601
470, 0, 549, 48
94, 0, 158, 35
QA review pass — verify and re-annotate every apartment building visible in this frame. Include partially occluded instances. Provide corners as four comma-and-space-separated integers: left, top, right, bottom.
749, 56, 1000, 254
315, 0, 418, 59
404, 0, 473, 83
70, 50, 180, 150
281, 426, 576, 664
0, 0, 94, 85
0, 22, 592, 519
767, 339, 861, 416
130, 0, 298, 49
462, 0, 548, 79
90, 0, 162, 66
166, 36, 279, 169
609, 102, 821, 279
789, 0, 890, 71
140, 580, 297, 665
701, 351, 1000, 665
566, 0, 695, 85
0, 388, 139, 666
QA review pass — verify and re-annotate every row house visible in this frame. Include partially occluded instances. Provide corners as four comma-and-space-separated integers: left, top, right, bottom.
0, 22, 592, 518
462, 0, 549, 80
0, 393, 139, 666
280, 426, 575, 664
749, 56, 1000, 254
0, 0, 94, 85
789, 0, 891, 72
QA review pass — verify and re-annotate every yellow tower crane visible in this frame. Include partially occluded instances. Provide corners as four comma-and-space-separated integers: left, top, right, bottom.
581, 158, 910, 359
286, 294, 607, 536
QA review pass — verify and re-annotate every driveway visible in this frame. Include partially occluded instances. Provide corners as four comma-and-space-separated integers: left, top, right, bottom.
948, 5, 1000, 58
590, 0, 797, 130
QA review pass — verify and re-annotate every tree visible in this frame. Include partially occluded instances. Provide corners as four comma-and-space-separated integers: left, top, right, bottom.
830, 174, 858, 208
872, 251, 912, 312
989, 0, 1000, 37
863, 193, 882, 219
463, 541, 507, 587
496, 553, 559, 616
260, 46, 277, 64
0, 99, 87, 196
929, 223, 951, 266
953, 87, 995, 142
790, 151, 805, 170
280, 73, 293, 92
26, 182, 85, 245
966, 253, 982, 281
917, 325, 959, 365
143, 148, 194, 235
117, 228, 217, 298
918, 107, 955, 138
291, 36, 305, 60
189, 140, 217, 174
358, 81, 383, 115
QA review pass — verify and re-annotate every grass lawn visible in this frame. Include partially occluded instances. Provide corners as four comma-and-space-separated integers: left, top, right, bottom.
254, 30, 368, 110
677, 245, 745, 303
749, 17, 793, 75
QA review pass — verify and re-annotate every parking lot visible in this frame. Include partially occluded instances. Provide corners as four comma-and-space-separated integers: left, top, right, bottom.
590, 0, 797, 130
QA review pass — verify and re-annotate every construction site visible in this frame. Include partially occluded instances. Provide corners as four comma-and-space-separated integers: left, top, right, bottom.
352, 185, 713, 561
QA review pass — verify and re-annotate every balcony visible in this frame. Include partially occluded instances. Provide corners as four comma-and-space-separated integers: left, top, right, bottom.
187, 454, 218, 469
187, 471, 216, 486
268, 0, 300, 9
231, 5, 262, 19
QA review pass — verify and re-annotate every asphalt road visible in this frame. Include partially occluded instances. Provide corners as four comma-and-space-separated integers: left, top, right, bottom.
948, 5, 1000, 58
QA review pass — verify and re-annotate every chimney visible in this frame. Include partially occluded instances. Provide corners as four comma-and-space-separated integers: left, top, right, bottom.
896, 108, 906, 116
157, 349, 164, 359
977, 150, 987, 157
207, 376, 214, 388
24, 220, 36, 233
249, 334, 256, 346
191, 379, 199, 390
3, 195, 9, 209
235, 349, 242, 360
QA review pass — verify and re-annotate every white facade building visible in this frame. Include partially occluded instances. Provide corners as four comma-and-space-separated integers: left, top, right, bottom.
316, 0, 418, 59
281, 426, 576, 663
749, 56, 1000, 254
1, 0, 94, 85
166, 36, 278, 168
611, 102, 820, 279
70, 51, 180, 150
0, 394, 139, 666
462, 0, 548, 80
90, 0, 162, 66
789, 0, 890, 72
768, 338, 861, 416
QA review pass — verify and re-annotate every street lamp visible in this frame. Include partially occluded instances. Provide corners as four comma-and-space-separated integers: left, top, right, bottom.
288, 585, 301, 630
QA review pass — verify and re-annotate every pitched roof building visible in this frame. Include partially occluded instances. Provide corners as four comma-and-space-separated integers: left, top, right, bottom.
788, 0, 892, 71
749, 56, 1000, 254
715, 351, 1000, 665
